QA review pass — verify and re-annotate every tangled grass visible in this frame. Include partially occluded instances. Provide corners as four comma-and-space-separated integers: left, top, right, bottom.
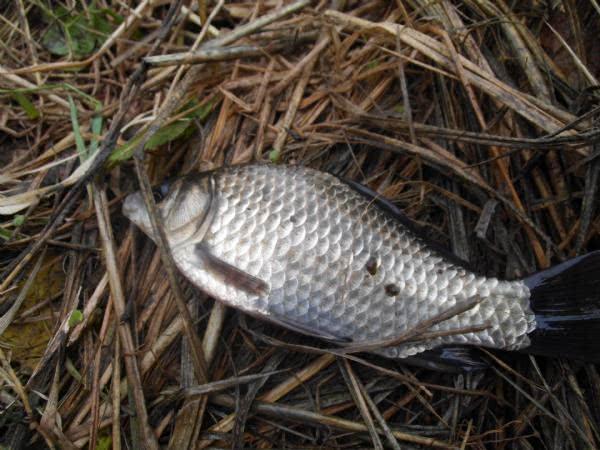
0, 0, 599, 448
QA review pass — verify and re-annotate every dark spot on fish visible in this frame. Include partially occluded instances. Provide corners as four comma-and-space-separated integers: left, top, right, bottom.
437, 269, 444, 275
385, 284, 400, 297
290, 215, 297, 223
366, 256, 378, 276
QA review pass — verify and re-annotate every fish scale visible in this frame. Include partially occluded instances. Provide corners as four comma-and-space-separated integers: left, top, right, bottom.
124, 164, 537, 358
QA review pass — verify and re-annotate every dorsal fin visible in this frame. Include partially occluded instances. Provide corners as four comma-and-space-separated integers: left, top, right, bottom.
337, 176, 474, 271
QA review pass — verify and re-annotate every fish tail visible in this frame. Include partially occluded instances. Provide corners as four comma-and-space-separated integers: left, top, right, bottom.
523, 250, 600, 361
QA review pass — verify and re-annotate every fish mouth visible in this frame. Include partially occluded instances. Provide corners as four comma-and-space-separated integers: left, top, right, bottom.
122, 192, 145, 221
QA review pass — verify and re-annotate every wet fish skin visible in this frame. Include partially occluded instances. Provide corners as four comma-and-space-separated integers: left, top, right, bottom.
123, 164, 535, 358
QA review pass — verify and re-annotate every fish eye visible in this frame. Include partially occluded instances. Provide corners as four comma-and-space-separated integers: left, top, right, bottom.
152, 181, 170, 202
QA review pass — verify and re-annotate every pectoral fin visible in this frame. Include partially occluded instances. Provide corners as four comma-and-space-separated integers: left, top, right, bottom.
193, 243, 269, 297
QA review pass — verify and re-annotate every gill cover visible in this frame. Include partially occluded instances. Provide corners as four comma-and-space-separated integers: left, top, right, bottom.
123, 175, 216, 247
124, 173, 270, 297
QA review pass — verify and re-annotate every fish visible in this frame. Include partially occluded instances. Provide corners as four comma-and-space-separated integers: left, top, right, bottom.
123, 163, 600, 367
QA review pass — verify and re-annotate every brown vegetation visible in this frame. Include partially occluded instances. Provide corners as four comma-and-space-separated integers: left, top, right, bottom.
0, 0, 599, 448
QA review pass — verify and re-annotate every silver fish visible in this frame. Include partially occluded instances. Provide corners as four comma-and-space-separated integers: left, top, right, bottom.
123, 164, 600, 362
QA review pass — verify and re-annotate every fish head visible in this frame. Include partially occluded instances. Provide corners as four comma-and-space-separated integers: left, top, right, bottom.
122, 175, 213, 247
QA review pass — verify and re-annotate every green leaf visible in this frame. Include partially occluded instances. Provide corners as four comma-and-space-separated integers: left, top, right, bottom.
90, 13, 112, 36
42, 24, 69, 56
189, 100, 213, 120
107, 101, 212, 166
96, 435, 112, 450
97, 7, 124, 25
393, 103, 405, 115
68, 17, 96, 57
89, 111, 103, 155
68, 310, 84, 328
146, 120, 191, 150
41, 6, 117, 59
65, 357, 83, 381
108, 134, 143, 166
11, 92, 40, 119
108, 120, 192, 165
0, 227, 11, 241
62, 82, 103, 109
68, 96, 87, 161
13, 214, 25, 227
268, 149, 280, 163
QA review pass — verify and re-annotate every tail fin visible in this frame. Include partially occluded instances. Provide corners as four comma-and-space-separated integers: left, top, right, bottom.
524, 251, 600, 362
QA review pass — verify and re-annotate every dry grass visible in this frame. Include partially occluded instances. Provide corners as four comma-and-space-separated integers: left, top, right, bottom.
1, 0, 599, 448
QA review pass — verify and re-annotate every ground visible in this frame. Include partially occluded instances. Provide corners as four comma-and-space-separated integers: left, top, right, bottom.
0, 1, 599, 449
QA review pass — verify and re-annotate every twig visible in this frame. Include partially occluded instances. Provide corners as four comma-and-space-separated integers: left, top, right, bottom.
211, 394, 457, 448
338, 358, 384, 450
92, 183, 159, 450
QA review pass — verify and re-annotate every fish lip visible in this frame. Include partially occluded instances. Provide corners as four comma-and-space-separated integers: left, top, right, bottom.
122, 192, 143, 220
